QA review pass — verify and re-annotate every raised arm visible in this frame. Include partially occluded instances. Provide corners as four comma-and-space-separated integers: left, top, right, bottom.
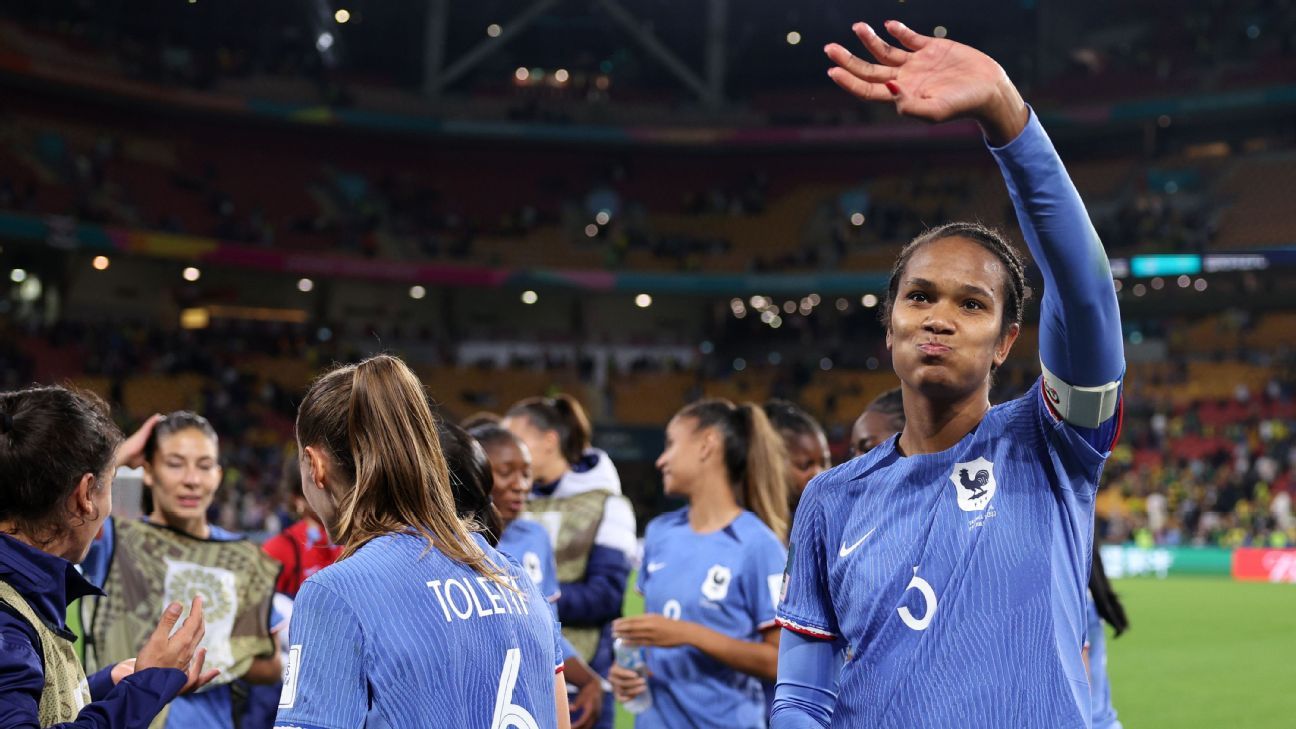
826, 20, 1123, 428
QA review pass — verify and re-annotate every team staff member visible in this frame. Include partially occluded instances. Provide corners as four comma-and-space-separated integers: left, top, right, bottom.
0, 386, 215, 728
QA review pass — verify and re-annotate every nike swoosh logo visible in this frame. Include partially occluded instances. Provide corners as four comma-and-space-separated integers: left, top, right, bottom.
646, 562, 667, 573
839, 528, 877, 558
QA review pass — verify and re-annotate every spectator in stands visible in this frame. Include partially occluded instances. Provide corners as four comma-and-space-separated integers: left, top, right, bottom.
504, 395, 637, 729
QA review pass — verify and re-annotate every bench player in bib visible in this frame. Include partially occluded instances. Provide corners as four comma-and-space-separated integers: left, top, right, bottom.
273, 355, 570, 729
772, 21, 1124, 729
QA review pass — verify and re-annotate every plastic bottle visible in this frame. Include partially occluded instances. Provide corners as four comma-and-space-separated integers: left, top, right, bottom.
613, 637, 653, 714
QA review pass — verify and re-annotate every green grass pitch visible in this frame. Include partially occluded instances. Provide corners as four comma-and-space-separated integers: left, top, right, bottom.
614, 575, 1295, 728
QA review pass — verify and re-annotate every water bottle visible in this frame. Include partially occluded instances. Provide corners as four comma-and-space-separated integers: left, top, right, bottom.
613, 637, 653, 714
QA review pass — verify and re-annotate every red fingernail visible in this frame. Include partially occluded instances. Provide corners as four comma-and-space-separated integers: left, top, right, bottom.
886, 81, 901, 95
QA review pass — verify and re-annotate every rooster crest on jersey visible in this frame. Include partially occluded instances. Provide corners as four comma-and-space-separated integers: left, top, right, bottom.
701, 564, 732, 601
950, 456, 997, 511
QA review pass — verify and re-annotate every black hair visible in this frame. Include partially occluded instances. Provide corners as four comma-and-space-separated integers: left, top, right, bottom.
763, 399, 827, 441
880, 221, 1030, 338
468, 423, 523, 453
440, 421, 503, 547
460, 411, 503, 432
866, 388, 906, 431
1089, 541, 1129, 636
505, 394, 592, 466
141, 411, 220, 514
0, 385, 123, 545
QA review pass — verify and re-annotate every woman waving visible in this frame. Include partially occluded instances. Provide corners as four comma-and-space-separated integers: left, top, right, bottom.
773, 21, 1123, 729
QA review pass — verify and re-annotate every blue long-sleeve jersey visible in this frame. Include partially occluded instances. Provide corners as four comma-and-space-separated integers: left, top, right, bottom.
771, 109, 1124, 729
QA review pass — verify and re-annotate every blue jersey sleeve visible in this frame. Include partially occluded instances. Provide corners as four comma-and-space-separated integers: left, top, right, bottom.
274, 580, 366, 729
553, 619, 565, 673
990, 108, 1124, 392
774, 484, 838, 640
539, 538, 561, 605
744, 531, 788, 632
770, 631, 839, 728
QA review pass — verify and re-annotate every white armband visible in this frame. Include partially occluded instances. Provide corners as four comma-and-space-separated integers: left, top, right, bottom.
1040, 360, 1121, 429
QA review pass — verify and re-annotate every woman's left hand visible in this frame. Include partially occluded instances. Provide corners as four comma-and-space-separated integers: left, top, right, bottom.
612, 614, 694, 648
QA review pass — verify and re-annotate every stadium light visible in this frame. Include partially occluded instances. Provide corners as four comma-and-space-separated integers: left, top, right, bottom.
850, 212, 865, 226
933, 26, 948, 38
515, 67, 530, 82
1177, 275, 1191, 288
93, 256, 110, 271
733, 358, 746, 372
182, 267, 201, 282
521, 290, 538, 305
316, 33, 335, 52
584, 224, 599, 238
835, 298, 849, 311
409, 285, 426, 300
820, 357, 833, 371
1194, 278, 1208, 291
487, 23, 502, 37
555, 69, 570, 84
595, 211, 611, 225
635, 294, 653, 308
297, 278, 314, 292
786, 31, 802, 45
862, 294, 878, 308
334, 9, 350, 24
10, 268, 27, 283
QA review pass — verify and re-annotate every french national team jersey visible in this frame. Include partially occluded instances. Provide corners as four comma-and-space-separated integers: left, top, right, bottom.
1086, 596, 1122, 729
499, 518, 562, 604
777, 380, 1115, 729
274, 532, 564, 729
637, 508, 786, 729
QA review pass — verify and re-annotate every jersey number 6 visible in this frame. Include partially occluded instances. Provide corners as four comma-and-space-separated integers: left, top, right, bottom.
492, 648, 541, 729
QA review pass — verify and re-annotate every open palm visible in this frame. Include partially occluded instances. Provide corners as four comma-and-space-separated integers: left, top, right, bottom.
826, 21, 1015, 126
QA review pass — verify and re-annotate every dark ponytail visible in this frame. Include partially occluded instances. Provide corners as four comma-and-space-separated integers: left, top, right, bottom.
506, 394, 593, 466
0, 385, 122, 546
677, 399, 789, 542
1090, 541, 1129, 636
439, 421, 503, 547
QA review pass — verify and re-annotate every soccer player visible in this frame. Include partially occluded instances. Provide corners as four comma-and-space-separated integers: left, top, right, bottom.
274, 355, 570, 729
504, 395, 637, 729
471, 423, 609, 729
847, 388, 904, 458
763, 400, 831, 514
611, 400, 789, 728
81, 412, 282, 729
0, 385, 216, 728
772, 21, 1124, 728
